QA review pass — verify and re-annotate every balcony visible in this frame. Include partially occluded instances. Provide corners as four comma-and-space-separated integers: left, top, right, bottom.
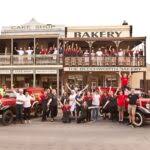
0, 55, 11, 65
64, 56, 146, 67
35, 54, 62, 65
0, 54, 63, 66
13, 55, 34, 65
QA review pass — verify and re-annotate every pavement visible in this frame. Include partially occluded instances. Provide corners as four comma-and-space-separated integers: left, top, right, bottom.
0, 117, 150, 150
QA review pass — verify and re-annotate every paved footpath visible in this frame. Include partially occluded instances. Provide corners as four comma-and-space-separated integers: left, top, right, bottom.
0, 118, 150, 150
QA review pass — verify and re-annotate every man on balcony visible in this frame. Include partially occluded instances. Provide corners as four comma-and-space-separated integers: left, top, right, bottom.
16, 47, 25, 64
26, 47, 33, 64
96, 48, 103, 66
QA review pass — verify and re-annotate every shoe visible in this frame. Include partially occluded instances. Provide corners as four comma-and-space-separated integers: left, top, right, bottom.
127, 122, 132, 126
131, 124, 136, 128
24, 120, 27, 124
50, 119, 54, 122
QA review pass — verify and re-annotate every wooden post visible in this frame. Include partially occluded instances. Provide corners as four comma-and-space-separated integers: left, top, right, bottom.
88, 41, 93, 66
144, 40, 146, 66
57, 69, 60, 96
11, 38, 13, 88
143, 71, 147, 92
33, 37, 36, 65
33, 69, 36, 87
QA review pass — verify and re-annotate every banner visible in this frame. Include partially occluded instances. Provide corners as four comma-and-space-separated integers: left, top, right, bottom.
64, 67, 146, 72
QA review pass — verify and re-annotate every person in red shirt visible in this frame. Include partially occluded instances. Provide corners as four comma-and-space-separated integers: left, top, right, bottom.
59, 100, 71, 123
119, 71, 132, 91
39, 48, 47, 55
115, 89, 126, 123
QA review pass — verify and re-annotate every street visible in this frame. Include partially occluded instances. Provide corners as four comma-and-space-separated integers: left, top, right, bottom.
0, 117, 150, 150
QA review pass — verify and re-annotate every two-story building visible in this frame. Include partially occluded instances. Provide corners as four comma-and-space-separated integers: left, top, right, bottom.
62, 25, 146, 91
0, 18, 64, 94
0, 19, 147, 94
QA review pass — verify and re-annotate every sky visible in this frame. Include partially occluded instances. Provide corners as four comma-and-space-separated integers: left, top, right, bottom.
0, 0, 149, 63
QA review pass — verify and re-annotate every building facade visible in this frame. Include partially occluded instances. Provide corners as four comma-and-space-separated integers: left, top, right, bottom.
0, 19, 147, 94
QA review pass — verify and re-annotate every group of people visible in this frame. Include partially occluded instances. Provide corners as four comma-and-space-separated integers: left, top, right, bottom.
8, 71, 139, 128
39, 71, 139, 128
64, 44, 144, 57
64, 44, 144, 66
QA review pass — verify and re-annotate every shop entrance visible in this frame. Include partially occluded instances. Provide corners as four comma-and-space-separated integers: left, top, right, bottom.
64, 72, 119, 90
13, 75, 33, 88
90, 73, 118, 87
36, 74, 57, 89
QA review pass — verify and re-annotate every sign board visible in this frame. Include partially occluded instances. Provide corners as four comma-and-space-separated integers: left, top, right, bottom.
13, 70, 33, 74
0, 70, 11, 74
64, 67, 146, 72
35, 70, 57, 74
1, 18, 65, 36
67, 25, 131, 38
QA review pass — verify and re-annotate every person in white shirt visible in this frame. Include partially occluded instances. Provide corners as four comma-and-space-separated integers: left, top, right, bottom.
16, 47, 24, 55
16, 48, 25, 64
96, 48, 103, 66
26, 47, 33, 63
91, 50, 96, 65
24, 91, 35, 123
26, 47, 33, 55
53, 48, 58, 60
118, 49, 124, 65
83, 50, 89, 65
91, 90, 100, 121
13, 88, 26, 123
69, 90, 76, 117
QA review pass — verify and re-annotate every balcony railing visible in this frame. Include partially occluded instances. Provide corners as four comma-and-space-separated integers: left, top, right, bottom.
0, 55, 11, 65
13, 55, 34, 65
35, 54, 62, 65
64, 56, 145, 67
0, 55, 145, 67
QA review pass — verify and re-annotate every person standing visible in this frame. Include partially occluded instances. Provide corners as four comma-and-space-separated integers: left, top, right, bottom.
83, 91, 93, 122
77, 101, 88, 123
60, 91, 68, 105
96, 48, 103, 66
75, 91, 83, 118
69, 90, 76, 117
48, 89, 58, 122
16, 47, 25, 64
13, 88, 26, 123
41, 90, 49, 121
116, 89, 126, 123
91, 90, 100, 121
127, 89, 139, 127
23, 91, 35, 124
26, 47, 33, 63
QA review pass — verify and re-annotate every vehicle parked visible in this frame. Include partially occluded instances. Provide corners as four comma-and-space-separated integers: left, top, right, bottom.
100, 97, 150, 127
0, 87, 44, 126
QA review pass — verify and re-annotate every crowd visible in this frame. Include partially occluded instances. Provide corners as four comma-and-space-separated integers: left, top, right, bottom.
64, 44, 144, 57
9, 71, 140, 128
64, 44, 144, 66
1, 44, 144, 66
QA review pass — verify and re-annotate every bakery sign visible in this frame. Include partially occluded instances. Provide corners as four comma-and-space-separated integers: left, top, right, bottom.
67, 25, 131, 38
64, 67, 146, 72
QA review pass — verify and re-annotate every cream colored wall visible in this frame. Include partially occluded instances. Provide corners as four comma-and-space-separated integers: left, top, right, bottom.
131, 72, 143, 88
131, 66, 150, 88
